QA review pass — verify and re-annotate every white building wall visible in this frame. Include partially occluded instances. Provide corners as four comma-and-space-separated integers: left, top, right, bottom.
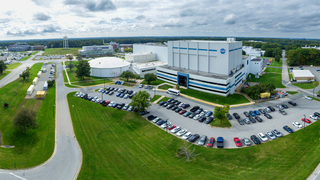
90, 66, 130, 77
133, 44, 168, 63
249, 59, 263, 75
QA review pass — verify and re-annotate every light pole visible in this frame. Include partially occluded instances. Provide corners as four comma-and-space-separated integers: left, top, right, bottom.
303, 114, 306, 130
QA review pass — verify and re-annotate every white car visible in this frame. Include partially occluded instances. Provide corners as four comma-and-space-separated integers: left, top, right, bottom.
305, 96, 313, 101
122, 104, 129, 110
176, 129, 187, 136
293, 121, 303, 128
152, 117, 162, 123
170, 126, 181, 133
98, 88, 103, 92
124, 94, 129, 99
161, 121, 171, 129
193, 114, 201, 120
243, 138, 251, 146
257, 132, 268, 142
265, 131, 276, 140
264, 107, 271, 113
276, 105, 283, 110
310, 114, 319, 120
182, 132, 192, 140
108, 101, 115, 107
271, 129, 283, 137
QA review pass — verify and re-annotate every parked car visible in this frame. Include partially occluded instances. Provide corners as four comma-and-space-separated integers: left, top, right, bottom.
314, 112, 320, 117
147, 115, 157, 121
288, 101, 297, 106
139, 84, 144, 88
193, 114, 201, 120
116, 93, 121, 97
176, 129, 187, 136
305, 96, 313, 101
264, 107, 271, 113
183, 111, 191, 117
217, 137, 224, 148
160, 121, 170, 129
258, 132, 268, 142
276, 104, 284, 110
198, 135, 207, 146
109, 91, 114, 95
206, 137, 215, 147
279, 109, 287, 115
226, 114, 233, 120
175, 107, 183, 113
250, 135, 261, 145
310, 114, 319, 120
243, 111, 250, 117
182, 132, 192, 140
301, 118, 311, 123
255, 116, 263, 122
238, 118, 245, 125
139, 110, 150, 115
283, 125, 294, 133
271, 129, 283, 137
249, 111, 256, 116
243, 118, 251, 124
282, 104, 288, 109
268, 106, 275, 111
188, 113, 197, 119
124, 94, 129, 99
243, 138, 251, 146
188, 134, 200, 142
234, 137, 243, 147
167, 124, 176, 130
204, 117, 214, 124
198, 116, 207, 123
179, 109, 187, 115
258, 109, 265, 114
170, 126, 181, 134
159, 101, 166, 106
233, 113, 240, 119
127, 106, 133, 111
264, 113, 272, 119
249, 116, 256, 123
190, 106, 200, 112
265, 131, 276, 140
292, 121, 303, 128
206, 111, 213, 117
253, 110, 260, 115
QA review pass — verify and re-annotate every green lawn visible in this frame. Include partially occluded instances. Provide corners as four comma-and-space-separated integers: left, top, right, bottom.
318, 90, 320, 94
309, 96, 320, 102
158, 84, 174, 90
68, 93, 320, 179
0, 71, 11, 80
43, 48, 80, 55
157, 97, 170, 104
180, 89, 250, 105
141, 79, 167, 85
31, 51, 39, 55
247, 68, 285, 88
270, 59, 282, 67
210, 117, 232, 128
287, 91, 299, 95
151, 95, 162, 102
20, 56, 31, 61
292, 81, 319, 89
6, 63, 22, 70
0, 63, 55, 169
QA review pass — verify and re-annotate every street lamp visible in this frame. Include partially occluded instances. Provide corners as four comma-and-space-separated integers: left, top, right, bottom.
303, 114, 306, 130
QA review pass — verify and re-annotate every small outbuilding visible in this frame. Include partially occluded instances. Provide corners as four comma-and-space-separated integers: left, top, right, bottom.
36, 91, 46, 99
292, 70, 315, 82
89, 57, 130, 77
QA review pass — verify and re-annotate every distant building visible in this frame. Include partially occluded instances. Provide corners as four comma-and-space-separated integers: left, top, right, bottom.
302, 45, 320, 50
249, 57, 264, 75
8, 43, 30, 51
242, 46, 263, 56
110, 41, 119, 50
31, 46, 45, 51
292, 70, 315, 82
79, 45, 114, 57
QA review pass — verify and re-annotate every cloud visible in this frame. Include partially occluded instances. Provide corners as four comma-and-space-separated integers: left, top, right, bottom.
99, 20, 109, 24
162, 22, 184, 28
31, 0, 52, 6
135, 15, 146, 20
34, 12, 51, 21
64, 0, 116, 12
0, 19, 10, 24
223, 14, 236, 25
111, 17, 123, 22
6, 25, 60, 36
63, 0, 81, 5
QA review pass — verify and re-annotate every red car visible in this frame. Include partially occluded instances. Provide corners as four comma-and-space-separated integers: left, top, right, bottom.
302, 118, 311, 123
206, 137, 215, 147
102, 100, 110, 106
234, 137, 243, 147
167, 124, 176, 130
179, 110, 187, 115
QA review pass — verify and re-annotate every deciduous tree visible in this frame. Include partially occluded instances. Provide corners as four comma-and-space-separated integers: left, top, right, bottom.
0, 60, 7, 73
13, 108, 38, 133
20, 67, 30, 80
144, 73, 157, 84
76, 60, 91, 80
119, 71, 135, 82
177, 142, 202, 162
129, 90, 151, 113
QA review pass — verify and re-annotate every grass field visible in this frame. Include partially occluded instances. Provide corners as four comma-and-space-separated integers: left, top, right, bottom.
158, 84, 173, 90
141, 79, 167, 85
287, 91, 299, 95
20, 56, 30, 61
247, 68, 285, 88
0, 71, 11, 80
270, 59, 282, 67
0, 63, 55, 169
180, 89, 250, 105
210, 117, 232, 128
292, 81, 319, 89
43, 48, 80, 55
6, 63, 22, 70
68, 93, 320, 179
157, 97, 170, 104
31, 51, 39, 55
151, 95, 161, 102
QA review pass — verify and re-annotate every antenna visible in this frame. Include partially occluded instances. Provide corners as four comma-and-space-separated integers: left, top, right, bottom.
63, 29, 69, 49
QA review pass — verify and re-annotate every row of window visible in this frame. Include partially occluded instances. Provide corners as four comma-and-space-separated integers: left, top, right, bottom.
157, 76, 177, 83
142, 68, 156, 72
235, 72, 242, 79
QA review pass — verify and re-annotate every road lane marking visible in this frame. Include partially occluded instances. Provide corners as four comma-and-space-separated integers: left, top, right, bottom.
9, 173, 27, 180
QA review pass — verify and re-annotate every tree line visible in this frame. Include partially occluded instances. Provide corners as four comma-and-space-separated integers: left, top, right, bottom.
286, 48, 320, 66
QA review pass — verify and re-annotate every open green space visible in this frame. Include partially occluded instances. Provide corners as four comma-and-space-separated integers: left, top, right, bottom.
0, 71, 11, 80
292, 81, 319, 89
6, 63, 22, 70
247, 68, 285, 88
180, 88, 250, 105
43, 48, 80, 56
141, 79, 167, 85
31, 51, 39, 55
270, 59, 282, 67
20, 56, 30, 61
210, 117, 232, 128
151, 95, 162, 102
318, 90, 320, 94
157, 96, 170, 104
287, 91, 299, 95
0, 63, 55, 169
68, 93, 320, 179
158, 84, 173, 90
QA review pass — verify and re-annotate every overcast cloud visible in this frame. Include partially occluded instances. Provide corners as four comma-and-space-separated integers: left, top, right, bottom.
1, 0, 320, 40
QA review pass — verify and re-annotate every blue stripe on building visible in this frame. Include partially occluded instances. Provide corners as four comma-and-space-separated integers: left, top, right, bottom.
156, 72, 177, 81
189, 81, 228, 91
209, 49, 217, 52
198, 49, 207, 51
188, 48, 197, 50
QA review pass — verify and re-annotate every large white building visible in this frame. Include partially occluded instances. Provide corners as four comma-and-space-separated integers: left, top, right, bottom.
89, 57, 130, 77
79, 45, 114, 57
133, 44, 168, 63
157, 38, 247, 96
249, 57, 264, 75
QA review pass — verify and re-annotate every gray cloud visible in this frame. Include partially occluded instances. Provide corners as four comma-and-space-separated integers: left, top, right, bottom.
162, 22, 184, 28
63, 0, 81, 5
223, 14, 236, 25
34, 12, 51, 21
64, 0, 116, 12
0, 19, 10, 24
135, 15, 146, 20
99, 20, 109, 24
31, 0, 51, 7
111, 17, 123, 22
6, 25, 60, 36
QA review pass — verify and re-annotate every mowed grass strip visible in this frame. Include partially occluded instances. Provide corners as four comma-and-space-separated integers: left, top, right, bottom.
0, 63, 55, 169
292, 81, 319, 89
0, 71, 11, 80
43, 48, 80, 55
158, 84, 173, 90
141, 79, 167, 85
151, 95, 161, 102
68, 93, 320, 180
6, 63, 22, 70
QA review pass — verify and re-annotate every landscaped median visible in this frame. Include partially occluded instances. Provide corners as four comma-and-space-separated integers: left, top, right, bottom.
247, 67, 285, 88
68, 92, 320, 179
292, 81, 319, 89
0, 63, 55, 169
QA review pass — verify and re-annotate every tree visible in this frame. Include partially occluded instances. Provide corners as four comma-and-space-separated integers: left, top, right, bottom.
68, 56, 74, 72
76, 60, 91, 80
13, 108, 38, 133
266, 83, 276, 93
144, 73, 157, 84
20, 67, 30, 80
129, 90, 151, 113
177, 142, 201, 162
119, 71, 135, 82
76, 53, 83, 61
242, 50, 246, 55
214, 104, 230, 124
275, 55, 281, 62
47, 79, 55, 87
124, 48, 133, 53
176, 84, 180, 90
0, 60, 7, 73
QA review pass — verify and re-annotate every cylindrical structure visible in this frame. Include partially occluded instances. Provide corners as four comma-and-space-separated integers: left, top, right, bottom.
89, 57, 131, 78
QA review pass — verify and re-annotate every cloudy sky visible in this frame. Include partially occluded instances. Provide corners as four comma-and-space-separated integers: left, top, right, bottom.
0, 0, 320, 40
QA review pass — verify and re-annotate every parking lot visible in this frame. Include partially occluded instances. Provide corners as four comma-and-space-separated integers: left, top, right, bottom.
78, 85, 320, 148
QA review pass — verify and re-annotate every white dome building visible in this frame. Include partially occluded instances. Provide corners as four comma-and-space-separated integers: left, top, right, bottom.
89, 57, 131, 77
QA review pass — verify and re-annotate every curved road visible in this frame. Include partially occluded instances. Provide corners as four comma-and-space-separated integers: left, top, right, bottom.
0, 57, 82, 180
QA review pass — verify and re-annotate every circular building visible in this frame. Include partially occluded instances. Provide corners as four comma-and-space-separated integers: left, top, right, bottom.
89, 57, 131, 77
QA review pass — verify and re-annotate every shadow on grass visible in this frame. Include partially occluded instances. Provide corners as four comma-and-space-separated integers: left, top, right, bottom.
8, 129, 39, 155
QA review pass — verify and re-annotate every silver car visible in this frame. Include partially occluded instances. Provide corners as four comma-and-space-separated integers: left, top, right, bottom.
265, 131, 276, 140
170, 126, 181, 134
271, 129, 283, 137
176, 129, 187, 136
243, 138, 251, 146
198, 135, 207, 146
182, 132, 192, 140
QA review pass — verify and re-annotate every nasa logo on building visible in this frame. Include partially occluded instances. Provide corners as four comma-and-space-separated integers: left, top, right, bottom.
220, 48, 226, 54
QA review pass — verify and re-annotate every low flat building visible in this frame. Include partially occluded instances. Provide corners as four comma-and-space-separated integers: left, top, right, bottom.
79, 45, 114, 57
249, 57, 264, 75
292, 70, 315, 82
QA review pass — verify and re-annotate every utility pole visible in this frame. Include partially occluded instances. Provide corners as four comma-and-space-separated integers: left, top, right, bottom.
303, 114, 306, 130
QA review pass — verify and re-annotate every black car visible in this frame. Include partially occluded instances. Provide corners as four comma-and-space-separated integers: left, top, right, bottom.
159, 101, 166, 106
105, 90, 110, 94
117, 103, 125, 109
264, 113, 272, 119
255, 116, 263, 122
106, 87, 110, 90
243, 111, 250, 117
171, 106, 178, 111
204, 117, 214, 124
181, 104, 190, 109
314, 112, 320, 117
238, 118, 245, 125
139, 110, 150, 115
249, 116, 256, 123
168, 98, 175, 103
189, 113, 197, 118
258, 109, 265, 114
198, 116, 206, 123
174, 101, 181, 106
226, 114, 233, 120
166, 104, 174, 109
288, 101, 297, 106
147, 115, 157, 121
268, 106, 275, 111
281, 104, 288, 109
175, 107, 182, 113
129, 95, 134, 99
156, 119, 167, 126
250, 135, 261, 145
188, 134, 200, 142
190, 106, 200, 112
233, 113, 240, 119
128, 90, 133, 94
